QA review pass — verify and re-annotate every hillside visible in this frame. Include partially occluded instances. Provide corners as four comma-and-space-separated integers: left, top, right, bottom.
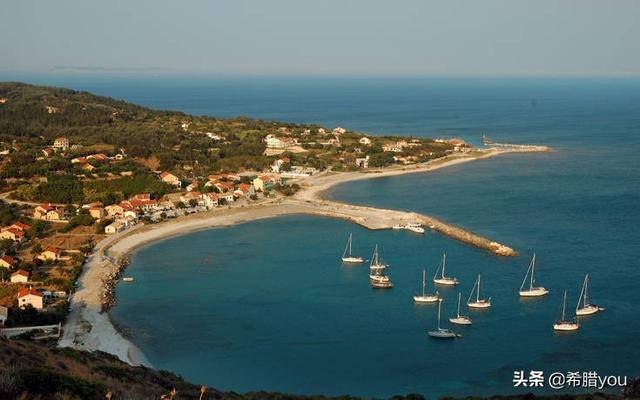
0, 338, 633, 400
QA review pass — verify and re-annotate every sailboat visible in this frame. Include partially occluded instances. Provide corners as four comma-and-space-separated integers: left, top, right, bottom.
518, 254, 549, 297
467, 274, 491, 309
432, 253, 459, 286
449, 292, 472, 325
341, 233, 364, 264
413, 269, 440, 303
553, 290, 580, 331
369, 245, 393, 288
576, 274, 605, 316
428, 299, 461, 338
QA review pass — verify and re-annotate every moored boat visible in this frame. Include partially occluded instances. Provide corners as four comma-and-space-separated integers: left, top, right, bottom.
575, 274, 605, 316
449, 292, 472, 325
467, 274, 491, 309
553, 290, 580, 331
341, 233, 365, 264
432, 253, 459, 286
428, 299, 461, 339
518, 254, 549, 297
413, 269, 440, 303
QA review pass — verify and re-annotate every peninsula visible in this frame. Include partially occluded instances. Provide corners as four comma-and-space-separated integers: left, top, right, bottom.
0, 82, 549, 369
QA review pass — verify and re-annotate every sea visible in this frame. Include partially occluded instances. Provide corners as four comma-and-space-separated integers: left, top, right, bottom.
6, 74, 640, 397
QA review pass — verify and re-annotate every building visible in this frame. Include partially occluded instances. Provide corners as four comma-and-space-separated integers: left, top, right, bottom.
53, 137, 70, 152
105, 204, 125, 218
41, 148, 54, 157
160, 172, 182, 187
218, 192, 235, 204
0, 227, 25, 242
33, 204, 66, 221
18, 287, 43, 310
253, 176, 275, 192
264, 134, 297, 149
9, 221, 31, 232
10, 269, 29, 283
202, 192, 219, 209
270, 157, 290, 173
71, 156, 87, 164
359, 137, 372, 145
332, 127, 347, 135
88, 207, 105, 220
38, 247, 62, 261
0, 255, 16, 269
355, 155, 370, 168
180, 191, 203, 206
105, 221, 128, 234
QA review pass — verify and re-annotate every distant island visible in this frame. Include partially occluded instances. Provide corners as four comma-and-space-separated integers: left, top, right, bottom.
0, 82, 557, 398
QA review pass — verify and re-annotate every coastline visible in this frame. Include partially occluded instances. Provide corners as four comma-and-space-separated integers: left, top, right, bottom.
59, 145, 550, 366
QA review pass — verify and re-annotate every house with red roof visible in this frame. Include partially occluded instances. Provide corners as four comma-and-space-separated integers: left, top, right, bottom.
53, 137, 70, 152
38, 246, 62, 261
0, 255, 16, 269
160, 171, 182, 187
8, 221, 31, 232
202, 192, 219, 209
33, 204, 66, 221
11, 269, 29, 283
0, 227, 25, 242
18, 287, 43, 309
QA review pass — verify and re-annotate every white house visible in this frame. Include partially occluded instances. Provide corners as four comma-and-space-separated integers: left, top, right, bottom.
359, 137, 372, 145
105, 220, 128, 235
202, 192, 219, 209
160, 172, 182, 188
264, 134, 297, 149
10, 269, 29, 283
18, 287, 43, 310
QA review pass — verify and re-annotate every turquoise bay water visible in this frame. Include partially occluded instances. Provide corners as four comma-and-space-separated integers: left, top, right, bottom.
10, 75, 637, 397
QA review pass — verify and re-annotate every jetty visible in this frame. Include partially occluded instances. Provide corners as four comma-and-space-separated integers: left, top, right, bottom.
287, 199, 517, 256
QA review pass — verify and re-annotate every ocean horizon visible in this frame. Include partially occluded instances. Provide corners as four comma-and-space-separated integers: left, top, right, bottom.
8, 75, 637, 397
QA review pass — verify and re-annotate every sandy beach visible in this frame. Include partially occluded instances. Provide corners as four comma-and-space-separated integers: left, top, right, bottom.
59, 146, 550, 366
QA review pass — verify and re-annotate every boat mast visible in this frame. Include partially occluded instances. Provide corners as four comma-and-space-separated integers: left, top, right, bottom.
530, 254, 536, 290
561, 290, 567, 321
442, 253, 446, 278
456, 292, 461, 317
343, 234, 351, 258
520, 255, 533, 292
468, 275, 478, 304
422, 270, 426, 296
477, 274, 481, 302
583, 274, 589, 307
437, 300, 442, 330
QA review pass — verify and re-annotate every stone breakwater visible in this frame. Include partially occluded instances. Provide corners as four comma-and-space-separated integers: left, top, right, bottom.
287, 199, 517, 256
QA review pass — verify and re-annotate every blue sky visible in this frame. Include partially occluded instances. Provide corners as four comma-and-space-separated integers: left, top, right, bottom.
1, 0, 639, 76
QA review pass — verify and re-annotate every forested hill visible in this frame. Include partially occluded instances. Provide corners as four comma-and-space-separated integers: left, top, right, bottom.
0, 81, 323, 172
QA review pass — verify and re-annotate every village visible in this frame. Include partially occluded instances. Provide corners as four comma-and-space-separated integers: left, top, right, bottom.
0, 125, 466, 335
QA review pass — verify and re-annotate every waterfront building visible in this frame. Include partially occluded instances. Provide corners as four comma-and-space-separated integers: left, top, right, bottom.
10, 269, 29, 283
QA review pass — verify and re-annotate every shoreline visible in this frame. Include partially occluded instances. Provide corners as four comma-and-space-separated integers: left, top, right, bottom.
59, 145, 550, 366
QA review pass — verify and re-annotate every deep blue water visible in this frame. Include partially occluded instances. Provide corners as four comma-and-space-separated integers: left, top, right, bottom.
6, 74, 639, 397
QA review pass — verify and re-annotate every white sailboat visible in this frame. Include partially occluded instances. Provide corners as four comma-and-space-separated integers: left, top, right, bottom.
576, 274, 605, 316
368, 245, 387, 273
432, 253, 459, 286
413, 269, 440, 303
449, 292, 472, 325
467, 274, 491, 309
369, 245, 393, 288
341, 233, 364, 264
428, 299, 461, 338
518, 254, 549, 297
553, 290, 580, 331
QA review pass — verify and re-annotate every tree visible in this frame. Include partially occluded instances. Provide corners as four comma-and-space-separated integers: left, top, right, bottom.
188, 199, 198, 208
